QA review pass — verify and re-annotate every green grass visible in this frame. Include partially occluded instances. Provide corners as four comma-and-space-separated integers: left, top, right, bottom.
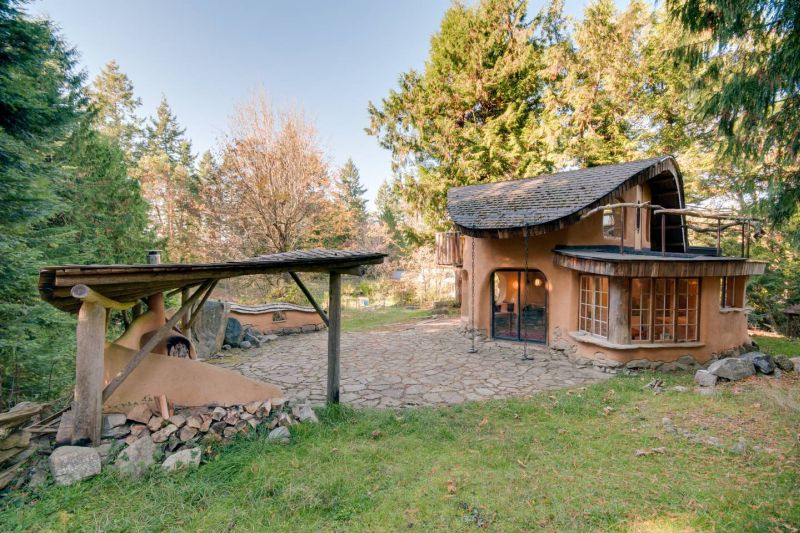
3, 373, 799, 532
753, 334, 800, 356
341, 306, 437, 332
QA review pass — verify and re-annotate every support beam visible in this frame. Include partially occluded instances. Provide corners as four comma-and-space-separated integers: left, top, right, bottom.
181, 287, 191, 339
184, 280, 219, 331
102, 279, 214, 402
70, 284, 137, 311
327, 272, 342, 404
289, 272, 330, 327
72, 301, 106, 445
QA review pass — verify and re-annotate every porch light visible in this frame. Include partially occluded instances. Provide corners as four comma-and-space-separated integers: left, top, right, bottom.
534, 278, 542, 287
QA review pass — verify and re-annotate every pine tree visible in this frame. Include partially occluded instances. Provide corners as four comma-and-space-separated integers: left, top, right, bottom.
145, 96, 187, 163
88, 60, 142, 160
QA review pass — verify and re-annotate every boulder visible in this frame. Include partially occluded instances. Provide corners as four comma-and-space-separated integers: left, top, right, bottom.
162, 448, 201, 472
242, 328, 262, 348
625, 359, 652, 370
708, 358, 755, 381
774, 356, 794, 372
239, 340, 252, 350
694, 369, 718, 387
224, 317, 243, 347
49, 446, 101, 486
191, 300, 230, 357
102, 413, 127, 429
117, 436, 158, 477
101, 424, 130, 439
738, 352, 775, 374
297, 404, 319, 423
126, 404, 153, 424
151, 424, 179, 443
791, 357, 800, 371
268, 426, 290, 443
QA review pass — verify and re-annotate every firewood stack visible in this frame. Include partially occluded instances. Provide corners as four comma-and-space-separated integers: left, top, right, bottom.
111, 396, 303, 453
0, 402, 48, 490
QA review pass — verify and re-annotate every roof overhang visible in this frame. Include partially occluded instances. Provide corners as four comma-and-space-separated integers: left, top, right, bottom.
448, 156, 686, 241
553, 247, 766, 278
39, 249, 386, 313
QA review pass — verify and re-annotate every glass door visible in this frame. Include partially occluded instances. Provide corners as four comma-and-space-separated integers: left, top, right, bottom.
492, 270, 547, 343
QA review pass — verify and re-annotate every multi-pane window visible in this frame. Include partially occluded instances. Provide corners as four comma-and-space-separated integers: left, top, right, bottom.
676, 279, 699, 341
579, 276, 609, 338
630, 279, 652, 341
630, 278, 699, 343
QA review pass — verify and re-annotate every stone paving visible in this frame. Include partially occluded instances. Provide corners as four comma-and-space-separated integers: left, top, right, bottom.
213, 317, 609, 408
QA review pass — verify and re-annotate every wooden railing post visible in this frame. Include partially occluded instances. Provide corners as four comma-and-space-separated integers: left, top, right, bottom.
73, 301, 106, 445
327, 272, 342, 404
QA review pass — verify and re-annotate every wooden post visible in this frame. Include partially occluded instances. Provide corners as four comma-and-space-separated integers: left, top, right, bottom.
327, 271, 342, 404
73, 301, 106, 445
716, 219, 722, 256
608, 277, 630, 346
619, 206, 626, 254
661, 213, 666, 256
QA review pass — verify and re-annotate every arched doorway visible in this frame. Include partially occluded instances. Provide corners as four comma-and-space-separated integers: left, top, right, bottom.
491, 269, 547, 343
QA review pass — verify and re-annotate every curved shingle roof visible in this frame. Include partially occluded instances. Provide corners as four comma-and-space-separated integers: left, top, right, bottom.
447, 156, 683, 238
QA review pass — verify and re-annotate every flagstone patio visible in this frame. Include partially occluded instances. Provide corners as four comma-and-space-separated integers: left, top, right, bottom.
212, 317, 609, 407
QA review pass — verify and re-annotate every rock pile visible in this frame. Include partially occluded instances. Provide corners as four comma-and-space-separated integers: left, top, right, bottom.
2, 397, 318, 490
221, 317, 282, 350
695, 351, 796, 393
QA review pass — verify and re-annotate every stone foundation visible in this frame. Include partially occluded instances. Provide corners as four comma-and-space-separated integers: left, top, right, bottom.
548, 326, 757, 374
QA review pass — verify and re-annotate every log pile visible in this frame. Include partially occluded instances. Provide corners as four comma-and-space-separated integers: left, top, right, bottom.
104, 396, 311, 454
0, 402, 48, 490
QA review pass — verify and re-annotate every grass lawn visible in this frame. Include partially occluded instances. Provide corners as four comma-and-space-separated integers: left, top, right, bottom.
2, 371, 799, 531
341, 306, 438, 332
753, 334, 800, 357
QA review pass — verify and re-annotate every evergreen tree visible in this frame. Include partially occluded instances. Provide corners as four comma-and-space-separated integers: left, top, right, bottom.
335, 158, 368, 226
145, 96, 187, 163
668, 0, 800, 223
88, 60, 142, 160
368, 0, 555, 228
135, 96, 198, 261
53, 125, 157, 265
0, 0, 84, 405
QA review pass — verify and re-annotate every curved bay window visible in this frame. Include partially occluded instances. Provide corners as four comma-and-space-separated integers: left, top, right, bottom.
630, 278, 699, 342
579, 276, 609, 338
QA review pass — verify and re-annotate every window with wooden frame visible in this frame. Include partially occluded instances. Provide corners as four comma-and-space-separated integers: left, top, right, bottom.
720, 276, 745, 309
630, 278, 699, 343
602, 208, 622, 239
272, 310, 286, 322
579, 275, 609, 338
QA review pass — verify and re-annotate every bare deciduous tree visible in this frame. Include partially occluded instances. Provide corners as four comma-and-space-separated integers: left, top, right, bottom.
222, 91, 330, 254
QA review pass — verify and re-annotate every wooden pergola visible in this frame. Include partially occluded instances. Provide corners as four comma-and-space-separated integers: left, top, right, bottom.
39, 249, 386, 444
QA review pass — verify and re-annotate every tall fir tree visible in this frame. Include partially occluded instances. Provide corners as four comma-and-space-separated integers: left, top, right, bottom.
135, 97, 199, 261
335, 158, 368, 226
668, 0, 800, 223
0, 0, 84, 405
368, 0, 555, 228
87, 60, 142, 160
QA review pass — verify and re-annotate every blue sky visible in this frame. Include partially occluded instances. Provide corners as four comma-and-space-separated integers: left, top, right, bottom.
33, 0, 621, 207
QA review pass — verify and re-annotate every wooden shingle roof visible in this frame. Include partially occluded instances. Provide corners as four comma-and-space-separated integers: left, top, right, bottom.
447, 156, 684, 238
39, 249, 386, 313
